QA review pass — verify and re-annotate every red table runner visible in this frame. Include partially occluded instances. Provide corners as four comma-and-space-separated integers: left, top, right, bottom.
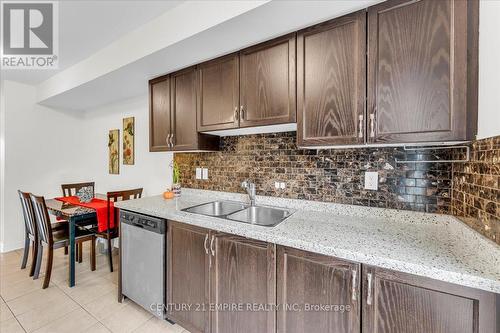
55, 196, 115, 232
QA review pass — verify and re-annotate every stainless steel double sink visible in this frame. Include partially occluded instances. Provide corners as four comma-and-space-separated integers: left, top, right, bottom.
182, 200, 292, 227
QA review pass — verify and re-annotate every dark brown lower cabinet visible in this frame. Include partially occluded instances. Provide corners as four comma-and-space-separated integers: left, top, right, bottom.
167, 222, 498, 333
210, 233, 276, 333
167, 222, 210, 333
277, 246, 361, 333
362, 266, 499, 333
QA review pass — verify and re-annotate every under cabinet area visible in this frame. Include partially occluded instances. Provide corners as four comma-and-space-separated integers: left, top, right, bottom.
166, 221, 499, 333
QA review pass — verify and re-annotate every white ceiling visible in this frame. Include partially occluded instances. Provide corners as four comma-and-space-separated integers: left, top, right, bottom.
1, 0, 183, 84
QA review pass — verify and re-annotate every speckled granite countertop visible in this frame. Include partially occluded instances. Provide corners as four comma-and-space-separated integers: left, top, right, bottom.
115, 189, 500, 294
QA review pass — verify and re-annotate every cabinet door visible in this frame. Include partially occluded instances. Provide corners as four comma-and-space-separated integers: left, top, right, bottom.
167, 221, 210, 333
239, 33, 296, 128
367, 0, 475, 143
171, 67, 199, 151
297, 11, 366, 147
362, 266, 498, 333
277, 246, 361, 333
198, 54, 240, 131
210, 233, 276, 333
149, 76, 172, 152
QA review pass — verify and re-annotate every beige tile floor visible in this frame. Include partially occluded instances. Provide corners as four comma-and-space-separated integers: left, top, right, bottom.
0, 243, 189, 333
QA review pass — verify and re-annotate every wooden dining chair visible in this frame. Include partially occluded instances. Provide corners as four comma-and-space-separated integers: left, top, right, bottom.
30, 193, 96, 289
94, 188, 143, 272
18, 190, 39, 276
61, 182, 95, 197
18, 190, 68, 276
61, 182, 95, 262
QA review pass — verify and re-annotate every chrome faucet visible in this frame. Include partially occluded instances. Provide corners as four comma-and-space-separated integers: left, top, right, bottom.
241, 180, 256, 206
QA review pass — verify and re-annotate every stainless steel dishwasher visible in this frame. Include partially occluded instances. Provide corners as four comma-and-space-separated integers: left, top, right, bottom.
120, 210, 166, 318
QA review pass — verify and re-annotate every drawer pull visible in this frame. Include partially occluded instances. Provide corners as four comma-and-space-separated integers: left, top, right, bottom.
203, 234, 209, 255
240, 106, 245, 120
367, 273, 373, 305
358, 115, 364, 138
369, 113, 375, 138
351, 269, 357, 301
210, 235, 215, 256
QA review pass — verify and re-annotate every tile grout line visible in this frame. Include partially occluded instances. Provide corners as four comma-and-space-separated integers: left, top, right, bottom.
3, 300, 28, 333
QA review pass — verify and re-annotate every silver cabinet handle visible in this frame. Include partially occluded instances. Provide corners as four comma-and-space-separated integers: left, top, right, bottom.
358, 115, 364, 138
203, 234, 209, 255
234, 106, 239, 121
351, 269, 357, 301
367, 273, 373, 305
168, 133, 174, 147
240, 105, 245, 120
210, 235, 215, 256
369, 113, 375, 138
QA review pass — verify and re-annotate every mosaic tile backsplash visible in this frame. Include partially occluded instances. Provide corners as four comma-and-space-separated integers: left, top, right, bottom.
175, 132, 456, 214
451, 135, 500, 245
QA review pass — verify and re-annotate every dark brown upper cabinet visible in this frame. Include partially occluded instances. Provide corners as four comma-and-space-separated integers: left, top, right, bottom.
171, 67, 200, 151
149, 68, 219, 152
197, 54, 240, 132
297, 11, 366, 147
277, 246, 361, 333
239, 33, 296, 128
367, 0, 478, 143
362, 265, 498, 333
149, 75, 172, 152
196, 35, 296, 133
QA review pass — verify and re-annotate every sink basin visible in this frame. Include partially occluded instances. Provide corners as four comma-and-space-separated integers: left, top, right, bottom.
182, 201, 248, 217
226, 206, 292, 227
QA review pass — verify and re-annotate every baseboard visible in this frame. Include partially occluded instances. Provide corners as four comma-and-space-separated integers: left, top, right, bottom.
0, 240, 25, 253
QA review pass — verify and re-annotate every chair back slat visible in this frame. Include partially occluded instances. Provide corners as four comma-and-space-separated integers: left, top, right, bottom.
61, 182, 95, 197
29, 194, 53, 244
18, 190, 37, 237
106, 188, 143, 231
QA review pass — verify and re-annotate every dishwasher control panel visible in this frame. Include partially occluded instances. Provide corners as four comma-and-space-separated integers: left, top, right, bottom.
120, 210, 165, 234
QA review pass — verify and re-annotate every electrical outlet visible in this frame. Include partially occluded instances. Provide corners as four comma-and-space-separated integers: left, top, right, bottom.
195, 168, 202, 180
202, 168, 209, 180
274, 181, 280, 189
279, 182, 286, 189
364, 171, 378, 190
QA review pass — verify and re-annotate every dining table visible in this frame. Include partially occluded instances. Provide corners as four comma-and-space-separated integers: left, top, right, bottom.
45, 195, 103, 287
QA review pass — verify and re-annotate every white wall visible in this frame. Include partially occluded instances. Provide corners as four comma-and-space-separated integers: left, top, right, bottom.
0, 80, 88, 252
0, 83, 173, 253
477, 0, 500, 139
79, 96, 173, 197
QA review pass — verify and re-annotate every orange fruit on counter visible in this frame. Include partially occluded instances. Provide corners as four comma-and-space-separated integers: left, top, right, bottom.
163, 191, 174, 199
